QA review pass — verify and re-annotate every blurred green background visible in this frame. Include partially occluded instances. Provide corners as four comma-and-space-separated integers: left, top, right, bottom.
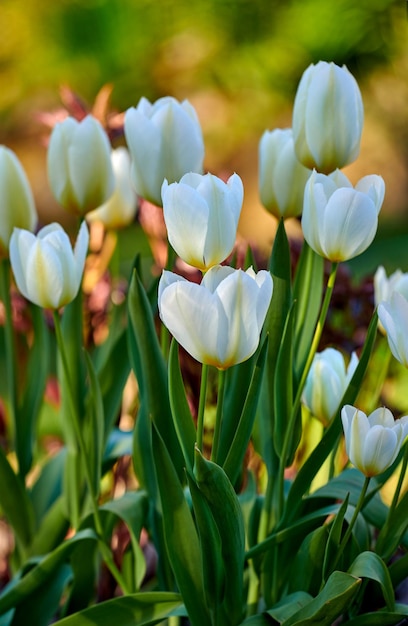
0, 0, 407, 273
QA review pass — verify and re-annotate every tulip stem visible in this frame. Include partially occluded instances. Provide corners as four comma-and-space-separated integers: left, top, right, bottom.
323, 476, 371, 585
211, 368, 226, 463
383, 441, 408, 547
53, 310, 131, 596
196, 363, 209, 451
276, 261, 338, 518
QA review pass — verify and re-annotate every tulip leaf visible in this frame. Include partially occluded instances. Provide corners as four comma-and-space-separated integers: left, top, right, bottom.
292, 241, 324, 378
288, 525, 330, 596
127, 267, 184, 489
265, 591, 314, 623
282, 310, 378, 524
322, 494, 349, 581
151, 425, 210, 626
281, 571, 361, 626
344, 606, 408, 626
83, 350, 105, 497
52, 592, 184, 626
222, 336, 268, 486
348, 551, 395, 611
376, 489, 408, 560
168, 339, 196, 474
194, 448, 246, 626
16, 303, 50, 478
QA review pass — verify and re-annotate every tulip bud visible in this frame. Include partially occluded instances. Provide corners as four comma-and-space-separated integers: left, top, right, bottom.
301, 169, 384, 262
47, 115, 115, 216
302, 348, 358, 425
0, 146, 37, 257
292, 61, 364, 174
259, 128, 311, 219
124, 96, 205, 206
87, 147, 138, 230
378, 291, 408, 367
10, 221, 89, 309
158, 265, 273, 369
161, 172, 243, 270
341, 405, 408, 477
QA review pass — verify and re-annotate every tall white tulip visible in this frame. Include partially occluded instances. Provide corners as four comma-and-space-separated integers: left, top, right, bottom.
0, 146, 37, 257
47, 115, 115, 216
124, 96, 205, 207
87, 147, 138, 229
158, 265, 273, 369
259, 128, 311, 219
302, 348, 358, 425
378, 291, 408, 367
341, 405, 407, 476
374, 266, 408, 334
301, 169, 384, 262
161, 172, 243, 270
293, 61, 364, 173
10, 222, 89, 309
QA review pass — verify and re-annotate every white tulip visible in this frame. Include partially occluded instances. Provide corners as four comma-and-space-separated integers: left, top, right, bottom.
87, 147, 138, 229
301, 169, 384, 262
303, 348, 358, 425
10, 222, 89, 309
0, 146, 37, 256
259, 128, 311, 219
47, 115, 115, 216
293, 61, 364, 173
341, 405, 407, 476
161, 172, 243, 270
158, 265, 273, 369
378, 291, 408, 367
124, 97, 205, 206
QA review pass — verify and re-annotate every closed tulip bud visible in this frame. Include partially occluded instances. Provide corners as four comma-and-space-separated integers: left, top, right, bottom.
124, 96, 205, 206
341, 405, 408, 477
378, 291, 408, 367
0, 146, 37, 257
302, 169, 384, 262
303, 348, 358, 425
293, 61, 364, 174
87, 147, 138, 230
47, 115, 115, 216
161, 172, 243, 270
158, 265, 273, 369
259, 128, 311, 219
10, 221, 89, 309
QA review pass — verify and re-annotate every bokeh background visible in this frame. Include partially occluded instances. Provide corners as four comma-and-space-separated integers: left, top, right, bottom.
0, 0, 407, 275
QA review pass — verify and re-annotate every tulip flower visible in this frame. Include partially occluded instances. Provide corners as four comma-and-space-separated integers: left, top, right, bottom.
374, 266, 408, 334
47, 115, 115, 216
158, 265, 273, 369
87, 147, 138, 229
259, 128, 311, 219
302, 348, 358, 425
292, 61, 364, 174
301, 169, 384, 262
378, 291, 408, 367
124, 96, 205, 206
341, 405, 407, 476
10, 221, 89, 309
161, 172, 243, 270
0, 146, 37, 257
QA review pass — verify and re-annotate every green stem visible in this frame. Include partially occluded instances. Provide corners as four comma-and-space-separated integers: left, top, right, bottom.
0, 259, 17, 442
211, 368, 226, 463
196, 364, 209, 451
385, 441, 408, 530
53, 310, 131, 595
325, 476, 371, 583
276, 261, 338, 518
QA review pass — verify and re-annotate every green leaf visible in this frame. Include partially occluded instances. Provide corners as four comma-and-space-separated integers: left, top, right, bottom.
281, 571, 361, 626
283, 311, 378, 524
348, 551, 395, 611
53, 592, 184, 626
168, 339, 196, 474
17, 303, 50, 479
288, 525, 329, 596
0, 445, 35, 554
322, 494, 349, 581
376, 489, 408, 560
222, 337, 268, 486
0, 529, 97, 615
292, 241, 324, 378
344, 605, 408, 626
267, 591, 313, 623
83, 350, 105, 497
151, 425, 209, 626
194, 448, 245, 626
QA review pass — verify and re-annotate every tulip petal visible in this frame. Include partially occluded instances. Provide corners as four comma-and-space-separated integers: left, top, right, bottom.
363, 426, 398, 476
